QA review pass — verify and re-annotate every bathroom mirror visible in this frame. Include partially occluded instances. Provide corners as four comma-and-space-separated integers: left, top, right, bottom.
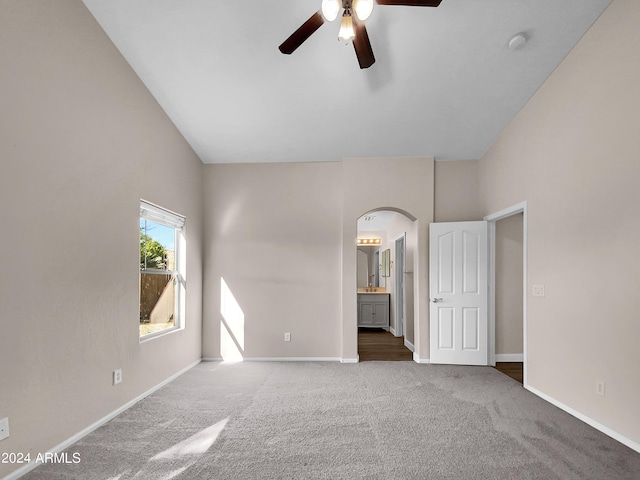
381, 249, 391, 277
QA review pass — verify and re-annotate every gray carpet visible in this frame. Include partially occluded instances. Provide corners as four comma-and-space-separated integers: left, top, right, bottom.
22, 362, 640, 479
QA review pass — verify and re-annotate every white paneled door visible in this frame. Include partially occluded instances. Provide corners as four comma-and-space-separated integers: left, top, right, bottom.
429, 222, 489, 365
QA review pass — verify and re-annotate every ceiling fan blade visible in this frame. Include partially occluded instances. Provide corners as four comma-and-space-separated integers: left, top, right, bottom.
278, 11, 325, 55
352, 19, 375, 69
375, 0, 442, 6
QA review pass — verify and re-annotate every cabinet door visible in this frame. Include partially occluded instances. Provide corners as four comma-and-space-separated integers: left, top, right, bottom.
359, 302, 374, 326
373, 302, 389, 327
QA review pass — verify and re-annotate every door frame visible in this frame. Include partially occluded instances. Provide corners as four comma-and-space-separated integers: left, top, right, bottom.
394, 234, 406, 337
484, 201, 528, 387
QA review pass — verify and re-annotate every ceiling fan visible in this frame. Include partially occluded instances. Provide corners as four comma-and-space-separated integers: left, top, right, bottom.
278, 0, 443, 69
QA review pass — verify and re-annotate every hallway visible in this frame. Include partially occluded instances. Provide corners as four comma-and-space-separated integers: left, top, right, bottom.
357, 328, 413, 361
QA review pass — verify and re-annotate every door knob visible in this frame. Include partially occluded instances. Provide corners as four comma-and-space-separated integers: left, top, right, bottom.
431, 298, 443, 303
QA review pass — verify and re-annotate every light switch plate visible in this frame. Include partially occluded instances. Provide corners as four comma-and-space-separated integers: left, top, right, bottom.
532, 285, 545, 297
113, 369, 122, 385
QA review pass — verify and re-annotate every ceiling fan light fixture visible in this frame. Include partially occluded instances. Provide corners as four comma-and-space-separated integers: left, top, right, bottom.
352, 0, 374, 21
321, 0, 341, 21
338, 9, 355, 43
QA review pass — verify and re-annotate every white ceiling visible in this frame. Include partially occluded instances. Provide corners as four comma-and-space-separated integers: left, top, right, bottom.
82, 0, 610, 164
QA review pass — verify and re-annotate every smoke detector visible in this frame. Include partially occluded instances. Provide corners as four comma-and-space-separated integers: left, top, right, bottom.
508, 32, 527, 50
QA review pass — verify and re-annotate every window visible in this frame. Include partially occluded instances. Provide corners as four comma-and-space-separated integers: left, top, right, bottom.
139, 200, 185, 339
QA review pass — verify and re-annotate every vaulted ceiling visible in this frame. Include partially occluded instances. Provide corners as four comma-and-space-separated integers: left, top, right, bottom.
83, 0, 611, 164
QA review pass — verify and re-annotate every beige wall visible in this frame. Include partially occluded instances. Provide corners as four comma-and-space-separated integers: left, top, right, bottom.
0, 2, 204, 477
342, 157, 434, 361
202, 162, 343, 360
478, 0, 640, 446
434, 160, 481, 222
202, 157, 434, 362
495, 213, 524, 356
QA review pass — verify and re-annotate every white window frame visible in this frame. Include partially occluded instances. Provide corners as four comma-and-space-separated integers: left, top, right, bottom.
139, 200, 186, 341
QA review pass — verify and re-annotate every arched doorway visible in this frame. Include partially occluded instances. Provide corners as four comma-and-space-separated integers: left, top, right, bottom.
339, 156, 435, 363
356, 208, 417, 361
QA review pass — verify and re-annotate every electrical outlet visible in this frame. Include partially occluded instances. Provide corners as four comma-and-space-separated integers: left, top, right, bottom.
596, 380, 605, 397
0, 417, 9, 441
532, 284, 545, 297
284, 332, 291, 342
113, 369, 123, 385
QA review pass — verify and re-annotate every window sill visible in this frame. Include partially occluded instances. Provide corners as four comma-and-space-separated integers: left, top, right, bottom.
139, 325, 183, 343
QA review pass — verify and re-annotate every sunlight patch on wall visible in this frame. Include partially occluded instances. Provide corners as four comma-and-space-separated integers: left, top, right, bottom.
220, 277, 245, 361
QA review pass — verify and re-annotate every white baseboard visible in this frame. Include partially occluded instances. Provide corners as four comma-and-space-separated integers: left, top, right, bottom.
404, 338, 415, 352
203, 357, 345, 363
341, 356, 359, 364
495, 353, 524, 362
244, 357, 342, 362
390, 326, 397, 336
203, 356, 357, 364
526, 385, 640, 454
206, 354, 521, 364
413, 352, 430, 364
3, 359, 201, 480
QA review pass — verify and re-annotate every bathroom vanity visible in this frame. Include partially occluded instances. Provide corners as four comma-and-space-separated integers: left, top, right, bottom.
357, 291, 390, 329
